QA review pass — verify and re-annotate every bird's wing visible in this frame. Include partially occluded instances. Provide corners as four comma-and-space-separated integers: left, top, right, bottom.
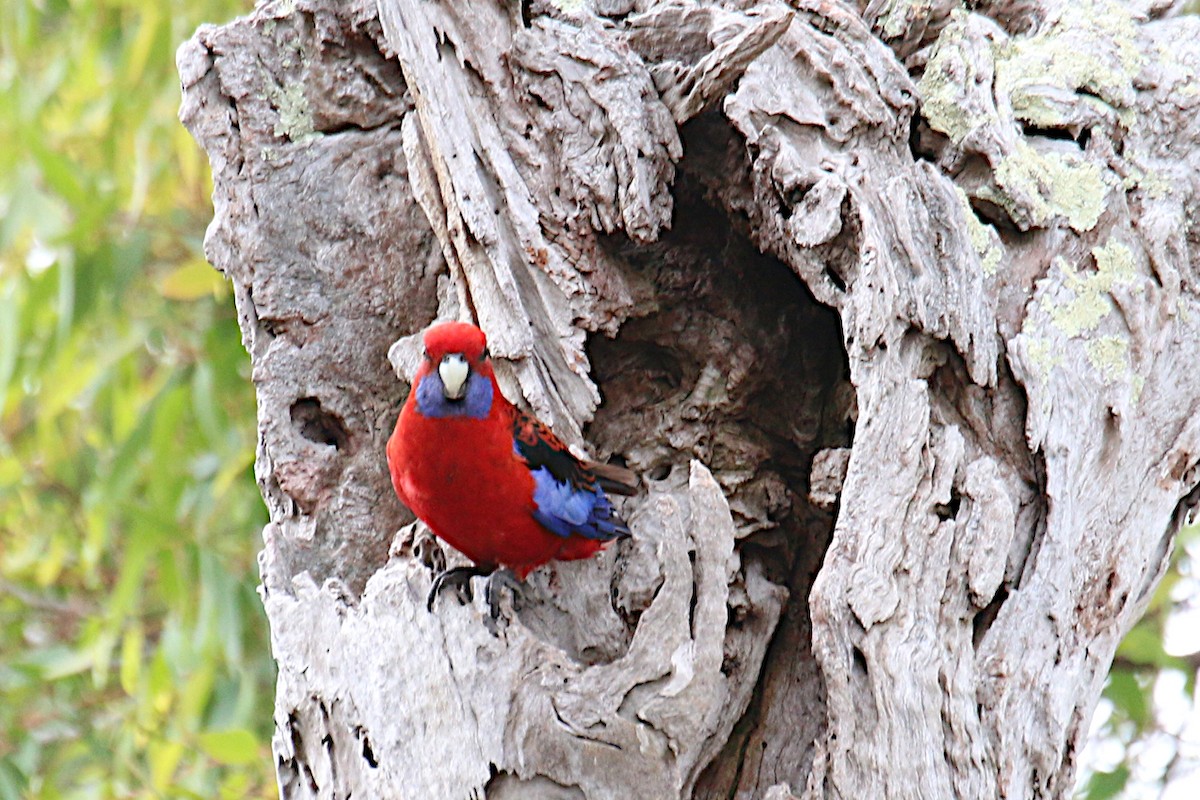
511, 408, 630, 541
583, 460, 639, 496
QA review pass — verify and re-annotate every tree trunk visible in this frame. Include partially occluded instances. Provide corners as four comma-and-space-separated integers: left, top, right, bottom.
178, 0, 1200, 797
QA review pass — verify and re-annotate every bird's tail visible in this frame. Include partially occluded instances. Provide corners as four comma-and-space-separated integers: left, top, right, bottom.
585, 461, 639, 496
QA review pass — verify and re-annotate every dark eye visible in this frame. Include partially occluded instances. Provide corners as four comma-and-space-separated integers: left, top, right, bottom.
423, 348, 431, 360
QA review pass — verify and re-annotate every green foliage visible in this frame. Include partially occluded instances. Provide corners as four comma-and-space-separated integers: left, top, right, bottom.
1076, 521, 1200, 798
1084, 765, 1130, 800
0, 0, 272, 797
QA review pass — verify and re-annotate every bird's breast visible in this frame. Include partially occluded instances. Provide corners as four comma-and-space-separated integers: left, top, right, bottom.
393, 409, 532, 522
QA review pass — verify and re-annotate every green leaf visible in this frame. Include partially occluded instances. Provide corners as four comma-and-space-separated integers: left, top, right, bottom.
197, 729, 261, 766
1085, 765, 1130, 800
1116, 625, 1165, 667
1, 0, 273, 795
149, 739, 185, 790
159, 260, 225, 301
22, 645, 93, 681
178, 660, 216, 725
119, 622, 145, 696
1106, 670, 1150, 728
147, 647, 174, 716
0, 756, 29, 800
0, 280, 19, 411
25, 134, 88, 210
1116, 624, 1187, 673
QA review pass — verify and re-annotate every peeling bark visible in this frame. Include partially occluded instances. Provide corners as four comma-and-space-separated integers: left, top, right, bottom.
179, 0, 1200, 798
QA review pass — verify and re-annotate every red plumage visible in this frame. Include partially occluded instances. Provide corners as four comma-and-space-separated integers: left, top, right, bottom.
386, 321, 633, 582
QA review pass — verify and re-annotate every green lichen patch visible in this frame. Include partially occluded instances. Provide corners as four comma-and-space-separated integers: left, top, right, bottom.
994, 141, 1105, 233
1023, 241, 1141, 391
1050, 288, 1110, 337
1024, 335, 1063, 377
1084, 335, 1130, 383
1048, 240, 1136, 336
917, 13, 988, 145
269, 80, 320, 143
1133, 167, 1172, 200
994, 0, 1141, 130
1090, 238, 1137, 282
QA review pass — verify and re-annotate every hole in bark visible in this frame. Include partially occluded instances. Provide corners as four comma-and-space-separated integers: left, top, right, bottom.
1022, 123, 1088, 149
467, 111, 856, 792
909, 115, 948, 162
276, 755, 299, 794
825, 265, 847, 291
687, 549, 699, 637
528, 88, 552, 113
287, 711, 320, 793
851, 645, 868, 677
291, 397, 350, 449
973, 585, 1008, 649
322, 733, 337, 783
934, 489, 962, 521
721, 646, 740, 676
1100, 406, 1121, 467
645, 463, 671, 481
967, 196, 1020, 235
784, 182, 813, 208
589, 111, 855, 797
360, 731, 378, 768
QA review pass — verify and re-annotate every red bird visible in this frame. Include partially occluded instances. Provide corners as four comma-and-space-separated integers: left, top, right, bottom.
386, 321, 635, 611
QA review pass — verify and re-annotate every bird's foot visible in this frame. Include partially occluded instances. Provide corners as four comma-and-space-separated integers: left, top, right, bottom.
426, 565, 493, 612
480, 573, 523, 633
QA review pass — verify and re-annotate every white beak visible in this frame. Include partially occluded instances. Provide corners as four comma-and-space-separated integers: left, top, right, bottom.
439, 354, 469, 400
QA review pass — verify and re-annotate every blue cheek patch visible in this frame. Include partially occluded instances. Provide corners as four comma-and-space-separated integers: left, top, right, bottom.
415, 371, 493, 419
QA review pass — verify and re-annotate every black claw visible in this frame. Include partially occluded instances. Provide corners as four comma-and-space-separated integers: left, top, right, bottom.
482, 568, 523, 620
426, 565, 492, 612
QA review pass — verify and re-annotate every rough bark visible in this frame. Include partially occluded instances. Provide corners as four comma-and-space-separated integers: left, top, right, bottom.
178, 0, 1200, 798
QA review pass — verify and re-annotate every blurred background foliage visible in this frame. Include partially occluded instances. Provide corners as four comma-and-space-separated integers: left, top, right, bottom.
1080, 521, 1200, 799
0, 0, 1197, 799
0, 0, 272, 798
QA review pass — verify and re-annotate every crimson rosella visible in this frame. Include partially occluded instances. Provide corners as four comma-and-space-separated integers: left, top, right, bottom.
386, 321, 636, 612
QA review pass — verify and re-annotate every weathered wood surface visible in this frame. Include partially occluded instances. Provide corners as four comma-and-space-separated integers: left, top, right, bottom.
179, 0, 1200, 797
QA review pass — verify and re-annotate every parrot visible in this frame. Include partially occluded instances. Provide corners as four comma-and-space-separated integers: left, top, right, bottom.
386, 321, 636, 613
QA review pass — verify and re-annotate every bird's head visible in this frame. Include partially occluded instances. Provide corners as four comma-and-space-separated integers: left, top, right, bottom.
414, 321, 495, 418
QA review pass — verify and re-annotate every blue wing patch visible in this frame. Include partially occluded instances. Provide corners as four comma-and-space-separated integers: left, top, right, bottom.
528, 467, 629, 541
511, 408, 630, 541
